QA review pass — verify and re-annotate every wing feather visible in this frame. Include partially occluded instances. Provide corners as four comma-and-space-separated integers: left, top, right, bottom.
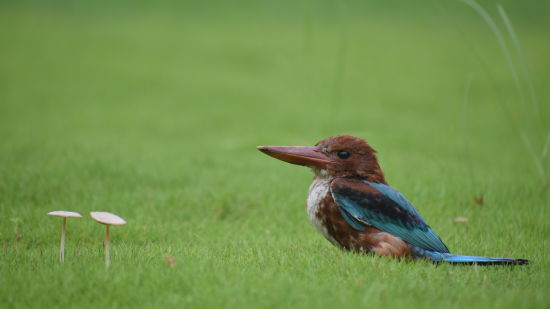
330, 178, 449, 253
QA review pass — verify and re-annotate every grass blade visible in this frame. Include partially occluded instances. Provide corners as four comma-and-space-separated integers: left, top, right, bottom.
497, 5, 539, 115
459, 0, 525, 108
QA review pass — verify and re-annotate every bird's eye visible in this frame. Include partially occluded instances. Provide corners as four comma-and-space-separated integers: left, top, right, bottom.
337, 151, 350, 159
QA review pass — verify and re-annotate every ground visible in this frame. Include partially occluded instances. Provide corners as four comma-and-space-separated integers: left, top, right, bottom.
1, 1, 549, 308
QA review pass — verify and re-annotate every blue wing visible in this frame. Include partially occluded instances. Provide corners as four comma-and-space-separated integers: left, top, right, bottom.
330, 178, 449, 253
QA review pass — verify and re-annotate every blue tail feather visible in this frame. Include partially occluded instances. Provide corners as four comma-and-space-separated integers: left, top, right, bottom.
412, 247, 529, 265
440, 253, 529, 265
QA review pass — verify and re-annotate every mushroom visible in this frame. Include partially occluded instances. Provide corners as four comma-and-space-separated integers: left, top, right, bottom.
90, 212, 126, 267
47, 211, 83, 262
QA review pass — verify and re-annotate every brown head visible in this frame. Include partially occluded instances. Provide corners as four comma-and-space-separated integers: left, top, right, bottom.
257, 135, 386, 183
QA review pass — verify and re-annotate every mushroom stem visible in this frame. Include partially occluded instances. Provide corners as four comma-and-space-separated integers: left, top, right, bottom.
48, 211, 82, 263
60, 217, 66, 263
90, 212, 125, 267
105, 225, 110, 267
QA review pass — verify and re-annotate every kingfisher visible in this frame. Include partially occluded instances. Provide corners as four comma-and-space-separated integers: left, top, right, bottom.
257, 135, 528, 265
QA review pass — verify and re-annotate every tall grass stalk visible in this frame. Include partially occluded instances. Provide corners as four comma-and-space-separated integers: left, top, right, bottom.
460, 0, 549, 187
497, 5, 539, 116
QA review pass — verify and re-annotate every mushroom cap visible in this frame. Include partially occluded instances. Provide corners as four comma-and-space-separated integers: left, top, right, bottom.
48, 211, 83, 218
90, 212, 127, 226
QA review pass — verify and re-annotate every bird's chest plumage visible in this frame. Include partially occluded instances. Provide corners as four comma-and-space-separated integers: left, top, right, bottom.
306, 177, 341, 246
306, 176, 369, 250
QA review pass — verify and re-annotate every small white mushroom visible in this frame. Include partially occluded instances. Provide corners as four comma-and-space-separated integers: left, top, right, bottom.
47, 211, 83, 263
90, 212, 126, 267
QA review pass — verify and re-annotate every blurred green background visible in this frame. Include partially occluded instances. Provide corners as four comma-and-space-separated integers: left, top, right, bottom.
1, 0, 549, 308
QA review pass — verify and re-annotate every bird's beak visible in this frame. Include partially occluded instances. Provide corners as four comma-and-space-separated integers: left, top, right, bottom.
257, 145, 332, 169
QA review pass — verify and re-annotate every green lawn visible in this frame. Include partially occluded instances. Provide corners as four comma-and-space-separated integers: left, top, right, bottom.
1, 1, 549, 308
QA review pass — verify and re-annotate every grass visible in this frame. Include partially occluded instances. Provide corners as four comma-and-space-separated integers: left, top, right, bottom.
1, 1, 549, 308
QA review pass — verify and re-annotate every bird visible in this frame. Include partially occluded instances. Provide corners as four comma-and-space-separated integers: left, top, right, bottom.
257, 135, 529, 265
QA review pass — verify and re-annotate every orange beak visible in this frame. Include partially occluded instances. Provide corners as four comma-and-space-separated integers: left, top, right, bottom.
257, 145, 332, 169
